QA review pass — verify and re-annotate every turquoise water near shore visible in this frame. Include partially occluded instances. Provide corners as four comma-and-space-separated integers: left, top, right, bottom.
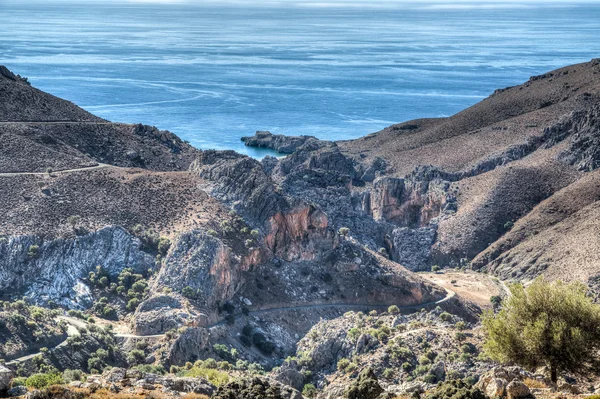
1, 1, 600, 157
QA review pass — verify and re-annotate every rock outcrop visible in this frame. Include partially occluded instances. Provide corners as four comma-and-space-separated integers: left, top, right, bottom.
154, 230, 246, 308
0, 226, 154, 307
241, 131, 318, 154
191, 150, 334, 261
167, 327, 210, 365
0, 364, 13, 394
133, 295, 189, 335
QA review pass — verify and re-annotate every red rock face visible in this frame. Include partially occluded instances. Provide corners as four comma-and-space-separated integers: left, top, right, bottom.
265, 205, 332, 261
367, 176, 450, 228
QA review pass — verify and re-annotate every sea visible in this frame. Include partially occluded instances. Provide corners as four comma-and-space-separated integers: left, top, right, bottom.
1, 1, 600, 158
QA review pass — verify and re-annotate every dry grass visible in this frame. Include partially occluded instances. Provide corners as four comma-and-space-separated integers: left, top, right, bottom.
181, 394, 210, 399
25, 386, 210, 399
523, 377, 548, 389
72, 388, 175, 399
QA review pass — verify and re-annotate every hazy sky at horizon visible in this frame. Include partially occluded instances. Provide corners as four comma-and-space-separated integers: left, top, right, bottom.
7, 0, 600, 5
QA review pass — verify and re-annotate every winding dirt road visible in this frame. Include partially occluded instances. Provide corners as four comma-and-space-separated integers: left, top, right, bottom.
0, 164, 113, 177
4, 287, 455, 365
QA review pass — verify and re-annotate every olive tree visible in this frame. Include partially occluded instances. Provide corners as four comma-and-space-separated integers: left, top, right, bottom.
482, 278, 600, 382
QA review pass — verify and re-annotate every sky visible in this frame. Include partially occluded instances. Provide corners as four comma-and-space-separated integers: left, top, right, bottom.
8, 0, 600, 5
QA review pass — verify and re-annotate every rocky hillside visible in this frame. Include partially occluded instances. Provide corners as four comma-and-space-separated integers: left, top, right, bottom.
2, 59, 600, 399
244, 58, 600, 285
0, 63, 446, 394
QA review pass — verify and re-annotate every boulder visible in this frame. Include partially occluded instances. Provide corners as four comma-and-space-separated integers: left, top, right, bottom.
430, 361, 446, 383
0, 364, 14, 392
273, 361, 305, 391
103, 367, 127, 383
7, 385, 28, 397
161, 377, 215, 396
485, 378, 507, 398
506, 380, 531, 399
400, 381, 426, 394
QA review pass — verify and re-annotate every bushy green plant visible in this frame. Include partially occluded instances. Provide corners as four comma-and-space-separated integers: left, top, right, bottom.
303, 383, 318, 398
439, 312, 453, 322
25, 373, 63, 389
424, 379, 485, 399
337, 358, 350, 371
482, 278, 600, 382
180, 366, 229, 386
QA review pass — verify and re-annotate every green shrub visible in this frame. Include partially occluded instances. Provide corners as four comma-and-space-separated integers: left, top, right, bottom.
157, 237, 171, 255
347, 327, 361, 341
455, 331, 467, 342
11, 377, 27, 387
27, 245, 40, 259
127, 349, 146, 365
455, 321, 467, 331
135, 364, 166, 375
180, 367, 229, 386
489, 295, 502, 306
337, 358, 350, 371
343, 367, 383, 399
303, 383, 318, 398
423, 379, 485, 399
62, 369, 83, 383
439, 312, 453, 322
213, 344, 237, 361
87, 356, 104, 371
388, 305, 400, 315
126, 298, 140, 311
25, 373, 63, 389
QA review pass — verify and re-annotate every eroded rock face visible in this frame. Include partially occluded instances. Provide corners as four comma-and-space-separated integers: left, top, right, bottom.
133, 295, 189, 335
155, 230, 247, 309
559, 100, 600, 171
190, 151, 334, 261
168, 327, 210, 365
0, 226, 153, 308
389, 226, 437, 271
272, 360, 305, 391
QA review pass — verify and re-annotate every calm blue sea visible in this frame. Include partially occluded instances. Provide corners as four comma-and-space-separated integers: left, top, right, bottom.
1, 1, 600, 157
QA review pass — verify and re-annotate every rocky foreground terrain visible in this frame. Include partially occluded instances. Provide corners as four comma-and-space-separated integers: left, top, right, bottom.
1, 59, 600, 398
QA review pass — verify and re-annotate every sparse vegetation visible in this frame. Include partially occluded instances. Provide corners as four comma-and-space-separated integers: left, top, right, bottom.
338, 227, 350, 237
388, 305, 400, 315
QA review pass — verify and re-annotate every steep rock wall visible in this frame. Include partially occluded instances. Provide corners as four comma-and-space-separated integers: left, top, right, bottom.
0, 226, 153, 308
